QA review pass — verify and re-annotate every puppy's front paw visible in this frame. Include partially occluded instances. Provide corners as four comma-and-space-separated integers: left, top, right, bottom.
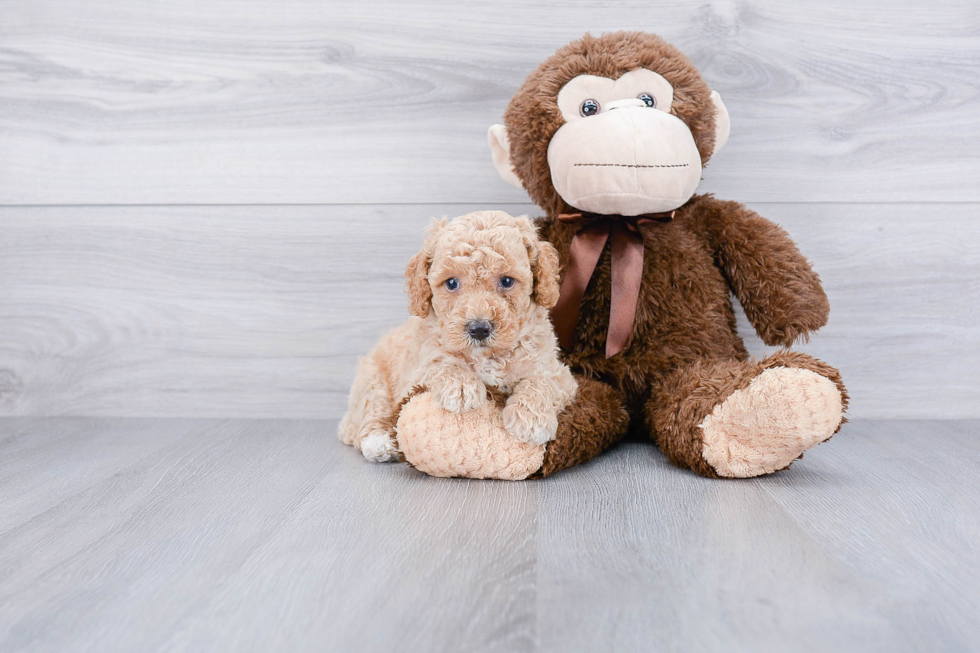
502, 397, 558, 445
359, 430, 399, 463
433, 377, 487, 413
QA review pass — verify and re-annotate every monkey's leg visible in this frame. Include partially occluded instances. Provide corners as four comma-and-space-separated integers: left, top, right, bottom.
532, 375, 630, 478
645, 352, 848, 478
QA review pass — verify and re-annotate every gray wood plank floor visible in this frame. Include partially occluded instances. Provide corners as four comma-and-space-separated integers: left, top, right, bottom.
1, 418, 977, 652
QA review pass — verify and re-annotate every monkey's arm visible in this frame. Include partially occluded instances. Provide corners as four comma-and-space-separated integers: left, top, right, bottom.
693, 195, 829, 347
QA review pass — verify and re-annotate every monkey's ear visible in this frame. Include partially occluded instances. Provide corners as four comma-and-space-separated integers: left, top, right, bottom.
710, 91, 731, 156
487, 125, 524, 189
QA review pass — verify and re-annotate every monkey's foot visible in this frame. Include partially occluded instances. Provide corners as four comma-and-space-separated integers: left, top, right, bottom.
394, 376, 628, 480
699, 367, 843, 478
396, 393, 545, 480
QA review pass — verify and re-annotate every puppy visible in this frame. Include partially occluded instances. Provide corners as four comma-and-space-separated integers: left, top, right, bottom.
339, 210, 578, 462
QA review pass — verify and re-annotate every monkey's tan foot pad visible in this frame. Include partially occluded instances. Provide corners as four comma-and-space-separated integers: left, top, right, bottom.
396, 392, 545, 480
699, 367, 844, 478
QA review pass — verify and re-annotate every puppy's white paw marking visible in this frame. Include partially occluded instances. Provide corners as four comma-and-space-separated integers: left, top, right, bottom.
522, 426, 556, 446
434, 378, 487, 413
502, 400, 558, 445
360, 431, 398, 463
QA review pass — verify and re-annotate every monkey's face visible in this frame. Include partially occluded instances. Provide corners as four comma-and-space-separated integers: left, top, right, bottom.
547, 69, 705, 216
488, 32, 731, 217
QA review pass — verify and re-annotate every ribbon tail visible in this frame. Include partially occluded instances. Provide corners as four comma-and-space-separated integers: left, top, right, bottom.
550, 225, 610, 351
607, 224, 645, 358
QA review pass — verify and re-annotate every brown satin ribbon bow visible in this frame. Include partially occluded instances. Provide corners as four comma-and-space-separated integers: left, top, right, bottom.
550, 210, 675, 358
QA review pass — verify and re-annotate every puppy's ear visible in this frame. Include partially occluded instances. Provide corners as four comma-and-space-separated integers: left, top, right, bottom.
532, 241, 561, 309
405, 251, 432, 318
405, 218, 445, 318
514, 214, 562, 309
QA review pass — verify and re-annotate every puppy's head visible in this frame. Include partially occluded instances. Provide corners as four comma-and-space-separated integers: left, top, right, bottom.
405, 211, 560, 354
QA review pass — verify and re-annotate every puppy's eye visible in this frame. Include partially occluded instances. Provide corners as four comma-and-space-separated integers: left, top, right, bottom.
444, 278, 459, 291
638, 93, 656, 108
499, 276, 515, 289
580, 99, 600, 117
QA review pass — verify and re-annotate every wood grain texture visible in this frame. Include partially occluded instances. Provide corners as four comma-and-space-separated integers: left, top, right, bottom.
0, 418, 537, 653
0, 0, 978, 204
1, 202, 977, 419
1, 418, 978, 651
535, 419, 980, 651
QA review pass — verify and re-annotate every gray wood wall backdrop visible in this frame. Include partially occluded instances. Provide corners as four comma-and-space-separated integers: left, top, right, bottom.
1, 0, 978, 420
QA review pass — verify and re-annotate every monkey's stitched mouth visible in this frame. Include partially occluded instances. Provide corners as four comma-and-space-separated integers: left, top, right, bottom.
573, 163, 690, 169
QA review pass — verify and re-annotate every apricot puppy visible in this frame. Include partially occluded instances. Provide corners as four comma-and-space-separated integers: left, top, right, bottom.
339, 210, 578, 462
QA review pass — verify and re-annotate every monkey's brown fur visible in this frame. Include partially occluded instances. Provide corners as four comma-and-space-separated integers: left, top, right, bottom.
501, 32, 848, 477
534, 375, 630, 477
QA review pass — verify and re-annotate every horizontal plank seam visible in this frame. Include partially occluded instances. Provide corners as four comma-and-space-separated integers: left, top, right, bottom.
1, 201, 979, 209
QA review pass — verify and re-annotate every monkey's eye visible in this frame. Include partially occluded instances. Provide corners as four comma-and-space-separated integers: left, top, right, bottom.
580, 99, 600, 117
638, 93, 656, 108
444, 278, 460, 291
499, 276, 515, 289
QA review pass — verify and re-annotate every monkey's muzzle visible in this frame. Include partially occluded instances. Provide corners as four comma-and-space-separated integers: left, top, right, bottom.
547, 106, 703, 216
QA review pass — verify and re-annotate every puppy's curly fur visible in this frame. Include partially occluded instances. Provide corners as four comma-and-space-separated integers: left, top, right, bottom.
339, 210, 578, 462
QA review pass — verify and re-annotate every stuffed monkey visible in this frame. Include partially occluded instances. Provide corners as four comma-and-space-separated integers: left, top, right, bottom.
396, 31, 847, 479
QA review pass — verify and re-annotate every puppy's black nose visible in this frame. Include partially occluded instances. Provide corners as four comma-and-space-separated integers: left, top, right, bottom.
466, 319, 493, 341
